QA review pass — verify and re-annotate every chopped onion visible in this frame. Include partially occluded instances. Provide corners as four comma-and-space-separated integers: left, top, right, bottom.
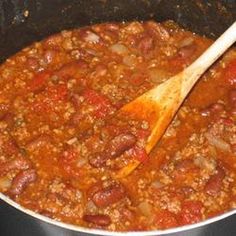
86, 200, 97, 213
76, 157, 87, 167
0, 176, 11, 190
151, 180, 164, 189
110, 43, 128, 55
123, 55, 137, 67
205, 132, 231, 152
149, 68, 170, 84
178, 37, 195, 48
66, 137, 78, 145
194, 155, 216, 172
138, 201, 152, 217
85, 31, 100, 43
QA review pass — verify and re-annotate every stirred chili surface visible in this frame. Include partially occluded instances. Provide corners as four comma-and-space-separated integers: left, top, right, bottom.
0, 20, 235, 231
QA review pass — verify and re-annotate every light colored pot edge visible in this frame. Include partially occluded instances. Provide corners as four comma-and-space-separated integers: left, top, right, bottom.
1, 192, 235, 235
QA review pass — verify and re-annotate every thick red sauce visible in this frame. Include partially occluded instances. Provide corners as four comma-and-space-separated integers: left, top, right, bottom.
0, 21, 235, 231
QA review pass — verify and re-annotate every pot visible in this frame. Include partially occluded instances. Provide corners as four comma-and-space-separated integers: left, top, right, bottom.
0, 1, 235, 235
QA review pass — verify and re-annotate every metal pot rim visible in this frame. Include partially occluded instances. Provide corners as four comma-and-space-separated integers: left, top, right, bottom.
1, 192, 235, 235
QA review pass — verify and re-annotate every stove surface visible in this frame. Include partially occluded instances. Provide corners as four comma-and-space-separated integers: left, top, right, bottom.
0, 199, 235, 236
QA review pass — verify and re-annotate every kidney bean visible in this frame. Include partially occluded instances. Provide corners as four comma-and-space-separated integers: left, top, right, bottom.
92, 184, 126, 207
0, 156, 31, 177
204, 167, 225, 196
9, 169, 37, 196
179, 201, 203, 225
106, 133, 137, 158
138, 36, 154, 55
87, 182, 103, 199
145, 21, 170, 40
83, 214, 111, 226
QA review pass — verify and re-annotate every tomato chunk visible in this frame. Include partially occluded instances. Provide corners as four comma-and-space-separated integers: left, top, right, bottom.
155, 210, 178, 229
178, 200, 203, 225
29, 71, 52, 92
83, 89, 114, 118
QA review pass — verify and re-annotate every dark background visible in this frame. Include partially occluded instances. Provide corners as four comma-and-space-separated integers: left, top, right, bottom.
0, 0, 236, 235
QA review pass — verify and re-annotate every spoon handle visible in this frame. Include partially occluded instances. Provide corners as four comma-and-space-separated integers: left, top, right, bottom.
182, 21, 236, 95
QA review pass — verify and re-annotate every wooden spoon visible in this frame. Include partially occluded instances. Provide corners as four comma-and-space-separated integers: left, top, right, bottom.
116, 21, 236, 178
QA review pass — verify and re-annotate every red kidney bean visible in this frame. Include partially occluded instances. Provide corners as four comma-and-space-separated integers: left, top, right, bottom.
83, 214, 111, 226
145, 21, 170, 40
87, 182, 103, 199
89, 133, 136, 168
138, 36, 154, 55
9, 169, 37, 196
204, 167, 225, 196
92, 184, 126, 207
106, 133, 137, 158
228, 89, 236, 106
0, 156, 31, 177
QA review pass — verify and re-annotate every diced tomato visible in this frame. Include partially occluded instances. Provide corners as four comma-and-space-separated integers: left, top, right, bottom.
83, 89, 114, 118
178, 200, 203, 225
224, 59, 236, 86
46, 84, 68, 101
31, 83, 68, 113
155, 210, 178, 229
128, 145, 148, 163
28, 71, 52, 92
